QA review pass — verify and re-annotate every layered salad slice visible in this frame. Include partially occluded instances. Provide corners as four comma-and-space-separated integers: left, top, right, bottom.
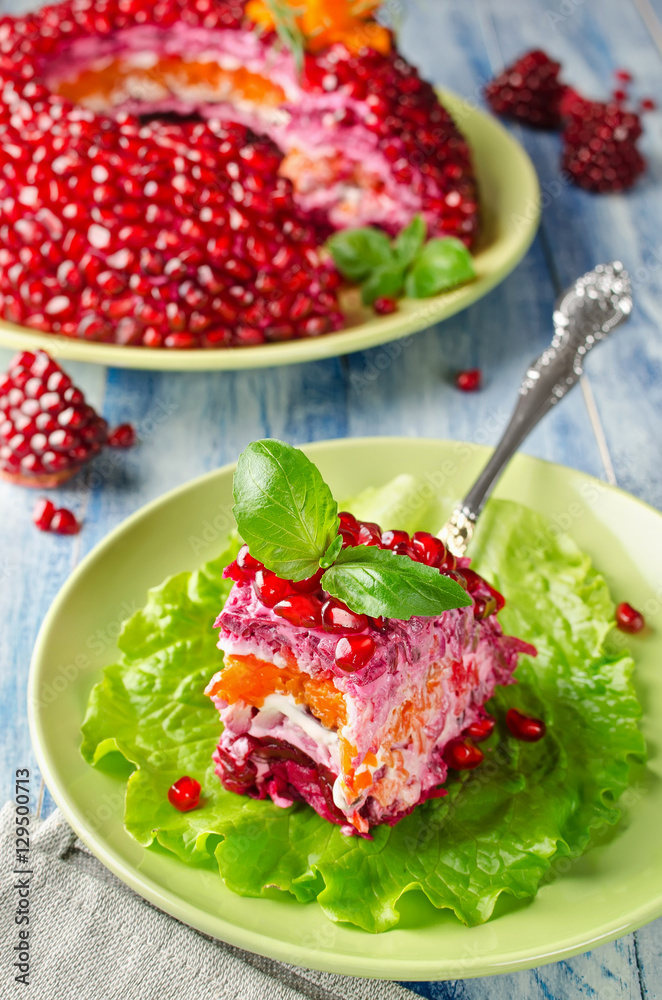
205, 440, 535, 834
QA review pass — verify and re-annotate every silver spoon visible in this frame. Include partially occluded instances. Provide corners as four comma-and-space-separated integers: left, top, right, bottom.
439, 261, 633, 557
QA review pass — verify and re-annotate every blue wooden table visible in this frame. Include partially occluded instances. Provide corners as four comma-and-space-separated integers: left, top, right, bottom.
2, 0, 662, 995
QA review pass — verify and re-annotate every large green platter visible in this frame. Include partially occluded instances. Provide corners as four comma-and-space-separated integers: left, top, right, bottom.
2, 94, 539, 370
28, 438, 662, 980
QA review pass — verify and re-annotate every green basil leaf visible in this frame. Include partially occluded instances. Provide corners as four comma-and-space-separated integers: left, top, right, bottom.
393, 214, 427, 267
233, 439, 339, 581
326, 228, 395, 282
321, 545, 471, 619
319, 533, 343, 569
360, 265, 406, 306
405, 237, 475, 298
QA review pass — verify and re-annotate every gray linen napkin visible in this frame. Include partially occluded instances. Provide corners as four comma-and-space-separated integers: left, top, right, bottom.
0, 803, 416, 1000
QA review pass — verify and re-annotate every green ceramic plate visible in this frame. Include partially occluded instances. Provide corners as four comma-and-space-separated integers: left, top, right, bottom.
2, 94, 539, 371
28, 438, 662, 980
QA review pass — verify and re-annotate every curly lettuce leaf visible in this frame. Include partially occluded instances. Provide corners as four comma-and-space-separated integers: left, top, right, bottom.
81, 484, 645, 933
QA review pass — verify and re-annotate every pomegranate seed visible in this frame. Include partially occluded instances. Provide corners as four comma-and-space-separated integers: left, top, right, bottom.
380, 529, 410, 550
505, 708, 546, 742
338, 510, 360, 546
615, 69, 633, 82
613, 89, 627, 102
455, 369, 481, 392
443, 739, 484, 770
50, 507, 80, 535
107, 423, 136, 448
641, 98, 656, 111
357, 521, 381, 546
373, 297, 398, 315
273, 594, 323, 628
466, 716, 495, 742
615, 602, 645, 633
334, 634, 376, 671
33, 497, 55, 531
369, 616, 389, 632
290, 568, 324, 593
412, 531, 446, 567
321, 599, 368, 634
254, 570, 294, 608
168, 775, 201, 812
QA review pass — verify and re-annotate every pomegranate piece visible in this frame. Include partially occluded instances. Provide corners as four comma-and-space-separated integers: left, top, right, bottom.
107, 423, 137, 448
33, 497, 55, 531
321, 599, 368, 634
641, 98, 656, 111
273, 594, 323, 628
357, 521, 381, 546
455, 368, 482, 392
168, 775, 201, 812
50, 507, 81, 535
373, 297, 398, 315
443, 739, 484, 770
0, 350, 107, 487
334, 634, 376, 671
615, 601, 645, 634
484, 49, 565, 129
505, 708, 546, 742
560, 90, 645, 192
466, 716, 496, 743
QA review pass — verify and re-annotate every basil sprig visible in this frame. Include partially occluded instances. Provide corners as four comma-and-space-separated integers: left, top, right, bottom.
326, 216, 475, 306
233, 440, 339, 582
232, 439, 470, 619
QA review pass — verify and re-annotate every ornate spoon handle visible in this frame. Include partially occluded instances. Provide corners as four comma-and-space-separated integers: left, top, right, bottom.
439, 261, 632, 557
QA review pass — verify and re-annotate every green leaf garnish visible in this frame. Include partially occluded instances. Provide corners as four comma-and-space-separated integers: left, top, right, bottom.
261, 0, 306, 72
393, 214, 427, 266
326, 216, 475, 306
232, 439, 339, 582
326, 227, 394, 282
405, 236, 475, 298
319, 533, 343, 569
360, 264, 406, 306
233, 439, 469, 617
321, 544, 471, 618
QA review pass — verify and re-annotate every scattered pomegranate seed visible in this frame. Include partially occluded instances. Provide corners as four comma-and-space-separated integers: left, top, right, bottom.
373, 297, 398, 315
641, 98, 656, 111
466, 716, 496, 742
335, 634, 376, 671
322, 599, 368, 634
615, 601, 645, 633
273, 594, 323, 628
33, 497, 55, 531
455, 368, 481, 392
443, 739, 484, 770
50, 507, 81, 535
505, 708, 546, 742
380, 529, 411, 550
254, 570, 294, 608
107, 423, 137, 448
613, 89, 627, 102
615, 69, 633, 82
0, 350, 108, 486
484, 49, 565, 128
168, 775, 201, 812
